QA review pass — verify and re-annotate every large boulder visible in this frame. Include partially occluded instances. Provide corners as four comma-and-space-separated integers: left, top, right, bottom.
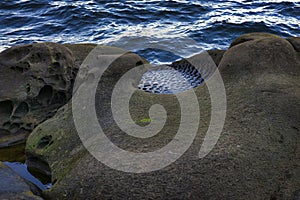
207, 50, 226, 66
218, 35, 300, 199
0, 43, 75, 161
0, 161, 43, 199
63, 44, 97, 68
26, 34, 300, 199
229, 32, 281, 48
287, 37, 300, 52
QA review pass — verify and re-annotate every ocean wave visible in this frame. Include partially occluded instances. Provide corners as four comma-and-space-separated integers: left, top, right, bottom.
0, 0, 299, 64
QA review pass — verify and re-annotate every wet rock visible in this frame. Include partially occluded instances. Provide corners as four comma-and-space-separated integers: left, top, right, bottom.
0, 143, 26, 162
26, 34, 300, 199
220, 36, 299, 78
25, 46, 149, 192
229, 32, 281, 48
207, 49, 226, 66
0, 43, 75, 160
63, 44, 97, 68
287, 37, 300, 52
0, 161, 43, 199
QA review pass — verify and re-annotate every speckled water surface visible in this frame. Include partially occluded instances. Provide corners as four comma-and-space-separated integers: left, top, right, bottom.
139, 62, 204, 94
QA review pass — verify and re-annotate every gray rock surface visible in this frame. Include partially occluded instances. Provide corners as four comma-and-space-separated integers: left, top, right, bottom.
287, 37, 300, 52
0, 43, 75, 161
229, 32, 281, 48
25, 34, 300, 199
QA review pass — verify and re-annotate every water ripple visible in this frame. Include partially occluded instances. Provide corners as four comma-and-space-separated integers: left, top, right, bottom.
0, 0, 299, 64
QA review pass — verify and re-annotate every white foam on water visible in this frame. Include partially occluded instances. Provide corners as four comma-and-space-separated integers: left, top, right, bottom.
0, 46, 8, 53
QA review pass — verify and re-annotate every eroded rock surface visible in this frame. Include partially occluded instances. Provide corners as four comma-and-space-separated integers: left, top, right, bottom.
24, 34, 300, 199
0, 43, 75, 161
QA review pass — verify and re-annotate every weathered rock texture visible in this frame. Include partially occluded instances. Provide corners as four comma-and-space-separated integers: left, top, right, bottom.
0, 43, 75, 161
218, 34, 300, 199
24, 33, 300, 200
0, 42, 223, 162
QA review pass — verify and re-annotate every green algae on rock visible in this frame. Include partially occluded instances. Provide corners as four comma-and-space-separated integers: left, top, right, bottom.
0, 43, 75, 161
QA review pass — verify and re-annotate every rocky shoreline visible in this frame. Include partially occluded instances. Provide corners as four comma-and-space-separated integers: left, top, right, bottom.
0, 33, 299, 199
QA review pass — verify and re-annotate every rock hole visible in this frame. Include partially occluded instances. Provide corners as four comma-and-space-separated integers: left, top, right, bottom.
9, 123, 20, 133
48, 67, 56, 75
55, 52, 62, 60
136, 61, 143, 66
37, 77, 45, 83
65, 67, 72, 76
0, 100, 14, 121
26, 154, 52, 185
270, 196, 277, 200
37, 135, 53, 149
37, 85, 53, 105
278, 135, 284, 144
10, 66, 24, 73
26, 84, 31, 94
51, 62, 61, 72
0, 128, 11, 135
36, 53, 41, 59
3, 121, 11, 129
52, 179, 57, 185
59, 78, 67, 89
52, 91, 67, 104
23, 123, 33, 131
15, 62, 30, 73
51, 75, 67, 89
30, 54, 35, 60
14, 102, 29, 117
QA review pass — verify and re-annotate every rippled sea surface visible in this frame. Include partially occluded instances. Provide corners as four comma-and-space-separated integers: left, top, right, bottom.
0, 0, 299, 64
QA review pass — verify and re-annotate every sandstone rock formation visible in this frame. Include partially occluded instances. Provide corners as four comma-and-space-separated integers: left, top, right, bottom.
0, 43, 75, 161
287, 37, 300, 53
25, 33, 300, 199
229, 32, 281, 48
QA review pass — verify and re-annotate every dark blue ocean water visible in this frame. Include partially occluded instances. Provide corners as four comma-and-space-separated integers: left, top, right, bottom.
0, 0, 299, 63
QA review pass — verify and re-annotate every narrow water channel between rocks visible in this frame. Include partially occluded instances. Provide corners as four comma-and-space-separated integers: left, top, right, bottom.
3, 162, 52, 191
